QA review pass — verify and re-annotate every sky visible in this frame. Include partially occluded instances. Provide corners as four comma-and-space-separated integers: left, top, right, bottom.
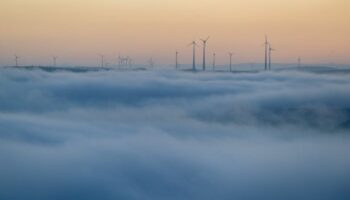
0, 0, 349, 66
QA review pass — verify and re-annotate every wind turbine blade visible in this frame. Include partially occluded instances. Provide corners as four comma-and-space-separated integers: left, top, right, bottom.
200, 36, 210, 42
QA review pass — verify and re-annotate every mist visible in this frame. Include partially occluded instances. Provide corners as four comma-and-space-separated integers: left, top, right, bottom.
0, 67, 350, 200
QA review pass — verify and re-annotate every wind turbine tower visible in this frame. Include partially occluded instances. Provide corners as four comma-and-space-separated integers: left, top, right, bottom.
118, 54, 121, 68
149, 57, 154, 68
229, 52, 233, 72
201, 36, 210, 71
122, 56, 128, 69
175, 51, 179, 70
14, 55, 20, 67
212, 52, 216, 72
268, 44, 276, 70
264, 35, 269, 71
53, 56, 58, 67
128, 57, 133, 68
298, 56, 301, 68
99, 54, 104, 68
188, 41, 198, 71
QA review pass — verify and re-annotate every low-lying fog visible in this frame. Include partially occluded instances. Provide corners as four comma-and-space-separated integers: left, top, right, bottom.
0, 67, 349, 200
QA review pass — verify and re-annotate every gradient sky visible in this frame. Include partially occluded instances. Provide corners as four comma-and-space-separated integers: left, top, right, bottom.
0, 0, 349, 66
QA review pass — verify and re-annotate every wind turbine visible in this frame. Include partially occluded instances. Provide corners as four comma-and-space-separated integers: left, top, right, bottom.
188, 40, 198, 71
229, 52, 234, 72
125, 57, 129, 69
268, 44, 276, 70
264, 35, 269, 71
123, 56, 129, 69
212, 52, 216, 72
298, 56, 301, 68
200, 36, 210, 71
118, 54, 121, 68
149, 57, 154, 68
175, 50, 179, 70
99, 54, 104, 68
14, 54, 20, 67
120, 55, 128, 69
53, 56, 58, 67
128, 57, 133, 68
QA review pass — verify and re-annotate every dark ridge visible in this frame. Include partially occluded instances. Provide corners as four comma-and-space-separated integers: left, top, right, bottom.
3, 66, 148, 73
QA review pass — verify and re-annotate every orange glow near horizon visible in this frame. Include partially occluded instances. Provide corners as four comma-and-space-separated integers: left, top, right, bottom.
0, 0, 349, 66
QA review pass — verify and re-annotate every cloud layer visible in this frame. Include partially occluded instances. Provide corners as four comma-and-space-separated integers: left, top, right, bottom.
0, 68, 350, 200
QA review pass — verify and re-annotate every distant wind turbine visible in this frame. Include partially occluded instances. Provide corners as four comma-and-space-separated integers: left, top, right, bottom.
14, 54, 20, 67
298, 56, 301, 68
53, 56, 58, 67
99, 54, 104, 68
200, 36, 210, 71
175, 51, 179, 70
264, 35, 269, 71
268, 44, 276, 70
212, 52, 216, 72
229, 52, 234, 72
128, 57, 133, 68
149, 57, 154, 68
118, 54, 121, 68
123, 56, 129, 69
188, 40, 198, 71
